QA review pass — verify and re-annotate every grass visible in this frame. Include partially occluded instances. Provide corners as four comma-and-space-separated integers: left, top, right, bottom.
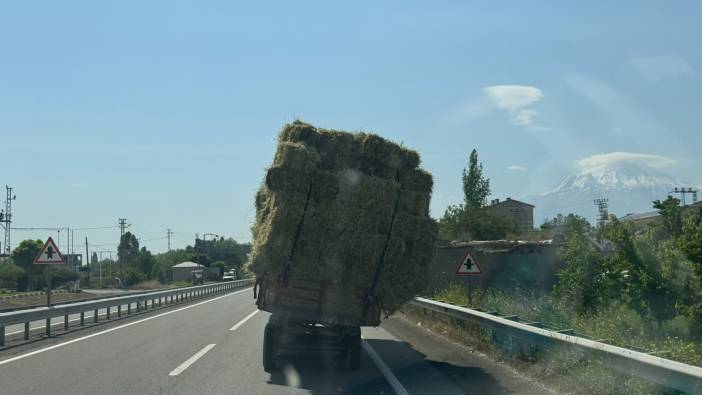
408, 283, 701, 394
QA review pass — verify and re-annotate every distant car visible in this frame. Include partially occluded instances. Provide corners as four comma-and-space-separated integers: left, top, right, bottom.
222, 271, 236, 281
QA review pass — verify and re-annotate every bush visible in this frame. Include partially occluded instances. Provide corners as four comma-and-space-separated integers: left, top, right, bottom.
0, 263, 24, 289
124, 268, 146, 287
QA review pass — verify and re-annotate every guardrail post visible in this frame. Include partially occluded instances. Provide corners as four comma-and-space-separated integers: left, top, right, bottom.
144, 300, 148, 311
94, 309, 98, 323
1, 326, 4, 346
80, 312, 84, 326
118, 305, 121, 317
107, 307, 111, 320
46, 318, 51, 336
64, 314, 69, 330
24, 322, 30, 339
127, 303, 131, 314
159, 297, 162, 307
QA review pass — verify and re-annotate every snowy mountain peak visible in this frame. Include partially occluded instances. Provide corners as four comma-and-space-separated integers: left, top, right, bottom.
545, 153, 680, 195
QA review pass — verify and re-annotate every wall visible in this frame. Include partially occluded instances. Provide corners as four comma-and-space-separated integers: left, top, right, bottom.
425, 240, 564, 294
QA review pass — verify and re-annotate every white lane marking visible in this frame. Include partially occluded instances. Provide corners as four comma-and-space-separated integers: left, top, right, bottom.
168, 344, 217, 376
229, 310, 259, 331
362, 338, 410, 395
0, 287, 253, 367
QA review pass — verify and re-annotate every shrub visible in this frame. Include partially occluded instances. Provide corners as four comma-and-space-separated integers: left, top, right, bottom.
0, 263, 24, 289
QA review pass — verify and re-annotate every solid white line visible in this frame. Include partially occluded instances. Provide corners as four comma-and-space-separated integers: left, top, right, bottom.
0, 287, 252, 367
361, 338, 410, 395
168, 344, 216, 376
229, 310, 259, 331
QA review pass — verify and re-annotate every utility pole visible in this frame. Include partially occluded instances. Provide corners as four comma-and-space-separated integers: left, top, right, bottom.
118, 218, 129, 236
85, 237, 89, 272
1, 185, 16, 255
670, 187, 698, 206
167, 228, 173, 251
593, 198, 609, 228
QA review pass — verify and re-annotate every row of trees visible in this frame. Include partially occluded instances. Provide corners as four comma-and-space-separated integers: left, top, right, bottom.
554, 198, 702, 337
112, 232, 251, 286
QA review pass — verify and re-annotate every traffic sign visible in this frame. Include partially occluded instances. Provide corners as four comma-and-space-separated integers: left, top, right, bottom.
33, 237, 65, 265
455, 250, 481, 275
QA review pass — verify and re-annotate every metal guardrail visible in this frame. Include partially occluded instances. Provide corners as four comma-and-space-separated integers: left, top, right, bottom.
0, 279, 254, 347
410, 297, 702, 394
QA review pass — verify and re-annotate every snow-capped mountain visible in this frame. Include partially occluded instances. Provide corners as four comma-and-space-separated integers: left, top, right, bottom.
528, 152, 696, 225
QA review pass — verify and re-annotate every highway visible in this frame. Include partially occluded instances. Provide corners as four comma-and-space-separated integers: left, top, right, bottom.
0, 287, 547, 394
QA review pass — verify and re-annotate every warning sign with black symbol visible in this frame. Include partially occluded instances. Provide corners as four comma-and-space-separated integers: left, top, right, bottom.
455, 250, 482, 275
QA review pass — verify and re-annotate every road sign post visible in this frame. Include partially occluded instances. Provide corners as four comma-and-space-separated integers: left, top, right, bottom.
454, 250, 482, 307
33, 237, 65, 307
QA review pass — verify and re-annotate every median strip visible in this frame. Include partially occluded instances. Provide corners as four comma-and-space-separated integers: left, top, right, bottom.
168, 344, 217, 376
229, 310, 259, 331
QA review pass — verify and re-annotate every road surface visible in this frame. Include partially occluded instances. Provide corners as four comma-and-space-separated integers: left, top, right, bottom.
0, 287, 547, 394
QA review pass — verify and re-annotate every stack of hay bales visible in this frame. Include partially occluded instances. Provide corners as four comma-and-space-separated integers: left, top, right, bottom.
250, 121, 437, 313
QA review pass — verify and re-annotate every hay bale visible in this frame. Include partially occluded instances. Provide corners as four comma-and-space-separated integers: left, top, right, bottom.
399, 168, 433, 192
273, 142, 320, 172
265, 167, 311, 195
251, 121, 437, 316
397, 190, 431, 216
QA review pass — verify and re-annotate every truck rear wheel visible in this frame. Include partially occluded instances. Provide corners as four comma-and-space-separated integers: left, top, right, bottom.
344, 331, 361, 370
263, 323, 281, 372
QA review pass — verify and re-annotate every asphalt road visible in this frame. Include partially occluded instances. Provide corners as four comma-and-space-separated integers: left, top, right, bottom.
0, 287, 548, 394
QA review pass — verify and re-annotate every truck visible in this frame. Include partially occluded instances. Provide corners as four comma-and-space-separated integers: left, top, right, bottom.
254, 276, 382, 372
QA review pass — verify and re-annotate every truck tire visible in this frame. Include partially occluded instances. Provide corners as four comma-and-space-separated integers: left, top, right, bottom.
263, 323, 281, 372
344, 332, 361, 370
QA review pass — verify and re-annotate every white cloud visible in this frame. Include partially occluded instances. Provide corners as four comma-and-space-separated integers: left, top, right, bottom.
507, 165, 527, 171
450, 84, 545, 128
483, 85, 543, 111
631, 54, 695, 82
577, 152, 676, 170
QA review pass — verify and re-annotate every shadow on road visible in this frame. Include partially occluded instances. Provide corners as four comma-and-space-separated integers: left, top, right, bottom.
266, 338, 514, 394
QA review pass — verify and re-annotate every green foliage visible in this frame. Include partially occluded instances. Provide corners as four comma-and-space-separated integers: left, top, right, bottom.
462, 148, 490, 209
679, 207, 702, 268
0, 263, 24, 289
439, 148, 517, 241
117, 232, 140, 265
653, 196, 682, 237
150, 261, 168, 284
124, 267, 146, 286
45, 266, 79, 287
134, 247, 155, 278
439, 206, 517, 241
11, 239, 43, 269
91, 252, 98, 265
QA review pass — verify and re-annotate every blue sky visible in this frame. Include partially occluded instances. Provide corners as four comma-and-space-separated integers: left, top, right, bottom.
1, 1, 700, 254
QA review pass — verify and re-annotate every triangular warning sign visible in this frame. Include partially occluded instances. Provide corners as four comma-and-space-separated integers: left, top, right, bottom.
455, 250, 481, 275
33, 237, 65, 265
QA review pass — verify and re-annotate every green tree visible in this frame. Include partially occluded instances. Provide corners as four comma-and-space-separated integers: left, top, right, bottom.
653, 196, 683, 237
11, 239, 43, 270
679, 207, 702, 268
10, 239, 44, 291
134, 247, 156, 278
91, 252, 98, 265
0, 263, 24, 289
462, 148, 491, 209
118, 231, 139, 280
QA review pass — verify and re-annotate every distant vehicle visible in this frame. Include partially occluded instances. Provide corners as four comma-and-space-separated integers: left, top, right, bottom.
222, 271, 236, 282
190, 270, 204, 285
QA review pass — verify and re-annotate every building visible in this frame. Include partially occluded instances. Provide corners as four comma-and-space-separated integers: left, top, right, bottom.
621, 200, 702, 226
485, 197, 535, 232
170, 261, 204, 282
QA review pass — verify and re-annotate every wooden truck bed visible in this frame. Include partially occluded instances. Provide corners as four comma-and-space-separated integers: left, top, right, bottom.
255, 277, 381, 327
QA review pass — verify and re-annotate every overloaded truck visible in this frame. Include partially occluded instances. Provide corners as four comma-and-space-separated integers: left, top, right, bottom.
251, 121, 437, 371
